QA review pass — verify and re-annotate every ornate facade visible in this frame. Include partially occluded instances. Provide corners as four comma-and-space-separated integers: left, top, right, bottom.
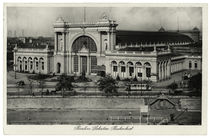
13, 16, 202, 82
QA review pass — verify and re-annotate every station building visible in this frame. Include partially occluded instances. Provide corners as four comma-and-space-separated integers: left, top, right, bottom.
13, 15, 202, 82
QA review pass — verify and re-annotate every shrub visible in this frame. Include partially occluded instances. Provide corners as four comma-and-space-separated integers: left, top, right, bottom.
75, 71, 91, 82
122, 78, 131, 82
97, 75, 118, 96
28, 74, 51, 80
167, 82, 178, 90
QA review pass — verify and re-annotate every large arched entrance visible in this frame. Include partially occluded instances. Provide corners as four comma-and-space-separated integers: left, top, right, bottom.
72, 35, 97, 74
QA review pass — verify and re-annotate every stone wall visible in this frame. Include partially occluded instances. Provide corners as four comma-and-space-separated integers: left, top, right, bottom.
7, 97, 145, 109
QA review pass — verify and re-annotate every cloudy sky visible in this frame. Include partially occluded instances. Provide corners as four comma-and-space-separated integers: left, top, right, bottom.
7, 7, 202, 37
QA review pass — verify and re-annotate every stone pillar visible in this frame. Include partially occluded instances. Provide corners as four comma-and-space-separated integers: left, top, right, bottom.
62, 32, 65, 52
54, 32, 57, 52
110, 31, 113, 51
165, 63, 167, 79
69, 55, 72, 74
142, 66, 145, 80
168, 62, 171, 78
27, 60, 29, 72
157, 63, 159, 80
158, 63, 161, 80
107, 32, 110, 51
166, 63, 168, 78
13, 50, 16, 71
87, 56, 90, 75
78, 55, 81, 74
118, 64, 121, 78
39, 59, 41, 73
33, 59, 35, 73
110, 63, 112, 76
126, 64, 128, 78
72, 55, 75, 74
162, 64, 164, 80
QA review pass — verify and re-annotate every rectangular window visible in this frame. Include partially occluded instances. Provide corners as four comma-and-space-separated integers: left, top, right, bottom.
121, 66, 126, 72
74, 55, 78, 72
91, 56, 97, 73
195, 62, 197, 68
146, 68, 151, 77
113, 66, 117, 72
138, 72, 142, 77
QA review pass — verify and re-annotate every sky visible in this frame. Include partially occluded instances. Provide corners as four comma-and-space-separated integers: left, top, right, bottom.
7, 7, 202, 37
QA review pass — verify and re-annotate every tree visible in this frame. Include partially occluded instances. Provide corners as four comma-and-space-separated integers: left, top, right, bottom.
167, 82, 178, 92
56, 73, 74, 97
188, 73, 202, 95
97, 75, 118, 97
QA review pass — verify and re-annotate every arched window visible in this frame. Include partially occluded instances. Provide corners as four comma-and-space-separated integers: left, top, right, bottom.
17, 57, 22, 71
136, 62, 142, 77
72, 36, 97, 53
23, 57, 27, 71
127, 61, 134, 77
194, 61, 198, 69
144, 62, 151, 78
111, 61, 118, 72
34, 57, 39, 71
189, 61, 192, 69
136, 62, 142, 67
28, 57, 33, 70
119, 61, 125, 73
40, 58, 44, 70
17, 57, 21, 63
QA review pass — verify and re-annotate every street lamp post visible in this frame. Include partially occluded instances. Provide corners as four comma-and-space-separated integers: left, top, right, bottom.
13, 45, 18, 79
141, 77, 142, 96
13, 64, 17, 79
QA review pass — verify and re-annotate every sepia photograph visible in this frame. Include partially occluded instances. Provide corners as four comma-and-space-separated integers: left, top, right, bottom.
3, 3, 208, 135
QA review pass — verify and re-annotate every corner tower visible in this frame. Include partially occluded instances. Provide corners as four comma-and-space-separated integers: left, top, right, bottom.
53, 17, 68, 74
